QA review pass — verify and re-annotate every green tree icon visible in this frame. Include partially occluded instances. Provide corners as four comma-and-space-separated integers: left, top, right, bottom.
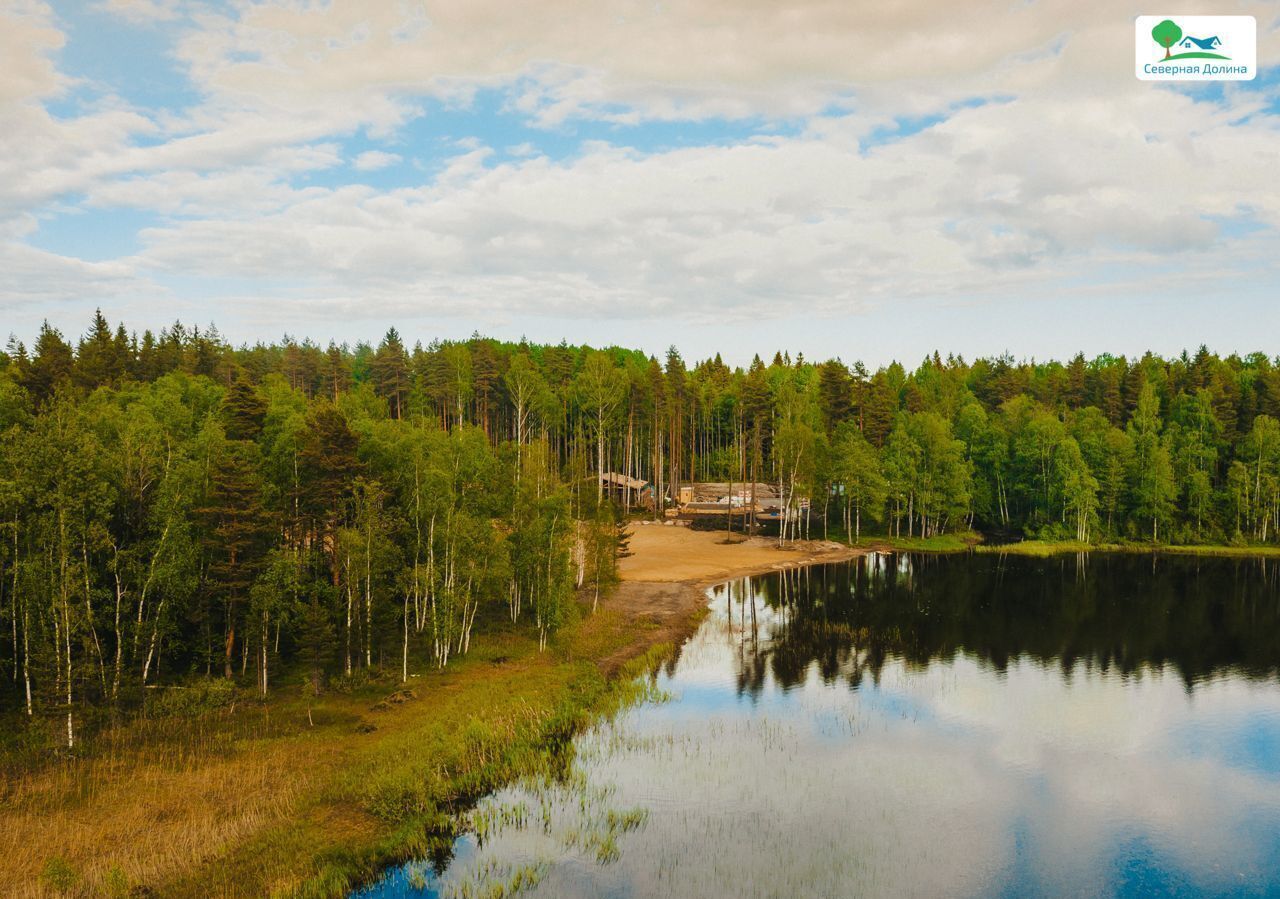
1151, 19, 1182, 59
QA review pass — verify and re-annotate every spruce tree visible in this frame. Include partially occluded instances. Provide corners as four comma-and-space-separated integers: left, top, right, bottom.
26, 322, 74, 405
296, 594, 336, 698
75, 310, 121, 391
817, 359, 853, 435
370, 328, 409, 419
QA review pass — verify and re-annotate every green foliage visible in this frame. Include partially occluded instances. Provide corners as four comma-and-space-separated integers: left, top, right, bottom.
145, 678, 239, 718
4, 311, 1280, 748
41, 856, 78, 893
1152, 19, 1182, 55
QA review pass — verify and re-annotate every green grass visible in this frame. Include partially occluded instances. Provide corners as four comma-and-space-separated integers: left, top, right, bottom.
973, 540, 1280, 559
973, 540, 1104, 557
848, 533, 978, 553
1149, 544, 1280, 558
829, 533, 1280, 560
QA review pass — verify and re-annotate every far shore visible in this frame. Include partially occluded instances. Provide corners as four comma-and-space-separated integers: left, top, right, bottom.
793, 530, 1280, 560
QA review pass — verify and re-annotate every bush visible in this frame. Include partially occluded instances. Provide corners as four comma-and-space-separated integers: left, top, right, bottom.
41, 856, 78, 893
145, 678, 239, 718
331, 668, 390, 694
104, 865, 132, 898
1034, 522, 1073, 541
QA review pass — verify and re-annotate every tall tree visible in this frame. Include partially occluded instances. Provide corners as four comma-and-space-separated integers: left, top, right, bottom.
371, 328, 410, 419
1127, 383, 1177, 541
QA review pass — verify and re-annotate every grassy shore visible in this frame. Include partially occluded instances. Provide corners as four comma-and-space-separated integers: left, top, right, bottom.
0, 600, 700, 899
839, 532, 1280, 559
972, 540, 1280, 558
848, 533, 977, 553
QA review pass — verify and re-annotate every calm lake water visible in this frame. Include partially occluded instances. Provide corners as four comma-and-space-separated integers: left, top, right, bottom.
357, 552, 1280, 898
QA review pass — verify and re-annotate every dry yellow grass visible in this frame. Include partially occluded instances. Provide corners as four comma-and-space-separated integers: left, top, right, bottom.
0, 628, 631, 897
0, 712, 319, 897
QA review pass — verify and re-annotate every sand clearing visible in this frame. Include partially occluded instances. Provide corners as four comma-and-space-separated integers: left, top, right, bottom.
620, 521, 858, 584
598, 523, 862, 672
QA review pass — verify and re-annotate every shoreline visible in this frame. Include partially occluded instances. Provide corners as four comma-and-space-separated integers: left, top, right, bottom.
599, 524, 867, 674
0, 524, 865, 899
335, 527, 868, 897
817, 531, 1280, 560
12, 523, 1271, 896
972, 540, 1280, 559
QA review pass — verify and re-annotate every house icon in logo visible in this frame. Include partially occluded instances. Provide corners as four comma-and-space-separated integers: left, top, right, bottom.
1180, 35, 1222, 50
1151, 20, 1230, 60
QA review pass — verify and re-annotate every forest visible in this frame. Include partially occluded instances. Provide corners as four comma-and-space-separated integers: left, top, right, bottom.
3, 312, 1280, 748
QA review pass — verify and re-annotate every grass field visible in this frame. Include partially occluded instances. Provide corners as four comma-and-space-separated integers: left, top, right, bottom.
0, 600, 691, 899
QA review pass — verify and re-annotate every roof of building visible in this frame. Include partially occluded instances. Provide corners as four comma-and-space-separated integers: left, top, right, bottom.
599, 472, 651, 490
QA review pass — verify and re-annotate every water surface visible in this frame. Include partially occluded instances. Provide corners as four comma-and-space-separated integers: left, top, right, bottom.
358, 552, 1280, 898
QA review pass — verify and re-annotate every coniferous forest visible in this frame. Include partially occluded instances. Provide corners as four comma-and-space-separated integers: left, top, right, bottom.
3, 312, 1280, 746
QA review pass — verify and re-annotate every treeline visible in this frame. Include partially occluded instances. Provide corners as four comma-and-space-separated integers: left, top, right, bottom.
4, 313, 1280, 745
0, 315, 622, 749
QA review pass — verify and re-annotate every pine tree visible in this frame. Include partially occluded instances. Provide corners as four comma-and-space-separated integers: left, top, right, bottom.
223, 373, 267, 441
471, 340, 499, 436
322, 343, 351, 402
862, 371, 897, 448
136, 330, 159, 381
299, 402, 362, 584
199, 440, 274, 678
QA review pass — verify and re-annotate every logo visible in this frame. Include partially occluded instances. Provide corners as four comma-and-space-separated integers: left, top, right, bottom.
1135, 16, 1255, 81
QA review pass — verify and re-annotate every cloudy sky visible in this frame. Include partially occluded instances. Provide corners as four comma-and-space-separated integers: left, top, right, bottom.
3, 1, 1278, 365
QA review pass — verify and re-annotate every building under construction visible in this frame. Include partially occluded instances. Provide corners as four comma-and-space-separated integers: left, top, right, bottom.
673, 481, 806, 527
598, 473, 656, 510
601, 475, 809, 530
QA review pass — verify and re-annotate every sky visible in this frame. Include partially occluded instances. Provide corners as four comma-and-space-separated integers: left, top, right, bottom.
2, 0, 1279, 367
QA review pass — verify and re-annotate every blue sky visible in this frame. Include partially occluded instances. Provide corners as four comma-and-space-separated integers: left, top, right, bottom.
2, 1, 1279, 365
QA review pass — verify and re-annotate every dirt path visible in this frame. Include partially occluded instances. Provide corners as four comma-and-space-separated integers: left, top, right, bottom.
601, 522, 864, 671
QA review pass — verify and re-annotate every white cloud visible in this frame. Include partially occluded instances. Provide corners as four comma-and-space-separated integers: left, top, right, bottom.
93, 0, 184, 24
117, 75, 1280, 329
0, 240, 143, 307
352, 149, 402, 171
162, 0, 1280, 124
0, 1, 65, 107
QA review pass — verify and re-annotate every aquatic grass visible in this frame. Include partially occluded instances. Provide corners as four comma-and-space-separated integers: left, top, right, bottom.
296, 621, 682, 897
444, 858, 550, 899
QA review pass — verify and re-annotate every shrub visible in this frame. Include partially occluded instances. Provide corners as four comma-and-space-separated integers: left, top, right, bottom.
145, 678, 239, 718
41, 856, 77, 893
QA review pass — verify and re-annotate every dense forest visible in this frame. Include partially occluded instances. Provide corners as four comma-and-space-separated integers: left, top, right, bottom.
3, 312, 1280, 747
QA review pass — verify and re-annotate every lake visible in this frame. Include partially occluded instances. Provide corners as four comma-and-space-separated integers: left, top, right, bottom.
356, 551, 1280, 898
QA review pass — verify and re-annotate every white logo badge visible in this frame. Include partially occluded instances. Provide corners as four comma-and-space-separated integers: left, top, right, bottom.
1136, 16, 1256, 81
